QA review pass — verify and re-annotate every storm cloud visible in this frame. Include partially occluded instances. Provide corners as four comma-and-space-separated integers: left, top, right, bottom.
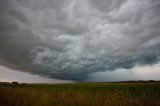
0, 0, 160, 81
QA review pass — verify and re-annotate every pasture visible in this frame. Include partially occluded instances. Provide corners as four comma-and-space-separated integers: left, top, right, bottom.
0, 82, 160, 106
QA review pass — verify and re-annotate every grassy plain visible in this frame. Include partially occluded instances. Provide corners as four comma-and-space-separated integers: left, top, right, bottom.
0, 82, 160, 106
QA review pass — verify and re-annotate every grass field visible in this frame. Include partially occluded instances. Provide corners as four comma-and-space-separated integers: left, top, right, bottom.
0, 82, 160, 106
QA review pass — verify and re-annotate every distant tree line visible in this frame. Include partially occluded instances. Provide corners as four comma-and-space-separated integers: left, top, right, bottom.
0, 81, 27, 85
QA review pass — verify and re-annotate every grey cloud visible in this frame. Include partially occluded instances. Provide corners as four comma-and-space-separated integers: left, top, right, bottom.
88, 0, 127, 13
0, 0, 160, 81
87, 63, 160, 82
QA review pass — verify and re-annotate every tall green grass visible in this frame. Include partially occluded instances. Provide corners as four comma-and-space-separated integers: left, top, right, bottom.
0, 83, 160, 106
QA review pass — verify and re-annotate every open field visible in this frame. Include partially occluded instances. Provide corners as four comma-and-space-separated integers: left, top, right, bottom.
0, 82, 160, 106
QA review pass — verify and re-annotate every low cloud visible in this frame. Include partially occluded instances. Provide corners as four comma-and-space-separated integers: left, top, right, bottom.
87, 63, 160, 82
0, 0, 160, 81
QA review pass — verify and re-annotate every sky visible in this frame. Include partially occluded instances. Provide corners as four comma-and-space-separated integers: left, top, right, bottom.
0, 65, 73, 83
0, 0, 160, 83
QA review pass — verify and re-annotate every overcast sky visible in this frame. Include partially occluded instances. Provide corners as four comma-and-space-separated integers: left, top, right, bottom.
0, 0, 160, 83
0, 65, 73, 83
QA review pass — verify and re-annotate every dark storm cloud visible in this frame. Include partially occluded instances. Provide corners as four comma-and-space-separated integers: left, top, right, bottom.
0, 0, 160, 81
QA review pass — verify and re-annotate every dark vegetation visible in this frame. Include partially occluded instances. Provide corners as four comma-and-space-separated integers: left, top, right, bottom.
0, 81, 160, 106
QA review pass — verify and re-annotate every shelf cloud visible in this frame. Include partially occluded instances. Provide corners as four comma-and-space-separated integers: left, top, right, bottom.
0, 0, 160, 81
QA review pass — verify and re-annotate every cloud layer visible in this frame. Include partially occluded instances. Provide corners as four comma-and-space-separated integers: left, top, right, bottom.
0, 0, 160, 81
0, 65, 73, 83
87, 63, 160, 82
